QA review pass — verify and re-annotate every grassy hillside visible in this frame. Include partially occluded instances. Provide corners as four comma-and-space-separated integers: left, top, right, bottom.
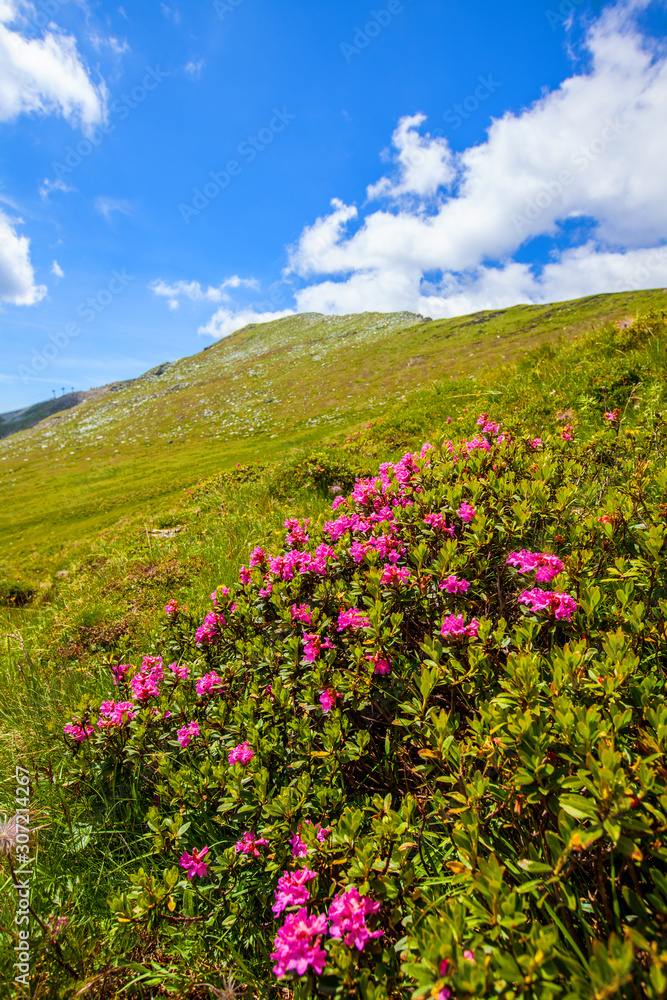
1, 289, 665, 580
1, 303, 667, 998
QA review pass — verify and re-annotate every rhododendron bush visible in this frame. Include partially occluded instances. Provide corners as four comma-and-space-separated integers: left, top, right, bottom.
57, 412, 667, 998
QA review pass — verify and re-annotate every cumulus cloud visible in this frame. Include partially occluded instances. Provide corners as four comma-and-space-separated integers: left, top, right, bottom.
198, 305, 295, 339
0, 210, 46, 305
287, 0, 667, 318
0, 1, 107, 131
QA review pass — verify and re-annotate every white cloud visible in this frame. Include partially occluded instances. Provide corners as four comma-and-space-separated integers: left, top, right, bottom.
366, 113, 456, 201
198, 306, 295, 340
150, 275, 259, 311
0, 209, 46, 305
0, 1, 107, 131
51, 259, 64, 279
39, 176, 75, 199
288, 0, 667, 318
95, 196, 132, 220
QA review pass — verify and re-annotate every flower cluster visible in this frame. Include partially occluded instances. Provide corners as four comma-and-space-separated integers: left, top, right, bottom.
518, 588, 577, 621
507, 549, 564, 583
228, 741, 254, 765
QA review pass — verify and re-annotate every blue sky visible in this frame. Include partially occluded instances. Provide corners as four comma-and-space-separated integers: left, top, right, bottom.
1, 0, 666, 410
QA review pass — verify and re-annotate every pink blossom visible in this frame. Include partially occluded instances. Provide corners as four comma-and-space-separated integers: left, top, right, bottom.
530, 438, 543, 449
272, 868, 317, 915
290, 831, 309, 858
458, 502, 476, 522
249, 546, 266, 567
285, 518, 310, 546
195, 611, 225, 646
196, 671, 225, 697
328, 886, 382, 952
337, 608, 370, 632
604, 411, 617, 422
319, 689, 338, 713
235, 831, 269, 856
259, 582, 274, 597
464, 950, 475, 962
98, 701, 136, 728
421, 442, 435, 457
446, 416, 452, 423
270, 908, 328, 978
561, 424, 574, 441
381, 564, 411, 587
64, 722, 94, 742
239, 565, 252, 585
507, 550, 564, 583
441, 615, 480, 639
169, 662, 189, 680
291, 603, 314, 626
518, 588, 577, 621
424, 513, 455, 536
177, 721, 200, 748
131, 672, 160, 701
165, 600, 180, 615
179, 846, 209, 879
303, 633, 335, 663
368, 652, 392, 676
439, 574, 470, 594
111, 662, 130, 686
228, 741, 254, 766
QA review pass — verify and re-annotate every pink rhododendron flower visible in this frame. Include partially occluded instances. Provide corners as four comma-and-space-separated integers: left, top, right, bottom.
111, 662, 130, 686
228, 741, 254, 765
98, 701, 135, 728
464, 949, 475, 962
239, 565, 252, 585
249, 546, 266, 567
604, 411, 617, 422
196, 671, 224, 696
421, 442, 435, 457
381, 564, 411, 587
368, 652, 392, 675
424, 513, 455, 535
177, 721, 199, 748
169, 662, 189, 680
530, 438, 543, 449
64, 722, 94, 742
441, 615, 480, 639
270, 908, 328, 978
179, 846, 209, 879
291, 603, 314, 626
290, 831, 309, 858
165, 600, 180, 615
439, 574, 470, 594
272, 868, 317, 915
337, 608, 370, 631
506, 550, 564, 583
319, 689, 338, 714
131, 672, 160, 701
195, 611, 225, 646
458, 503, 476, 522
303, 633, 335, 663
285, 518, 310, 546
235, 831, 269, 856
518, 588, 577, 621
328, 886, 383, 951
561, 424, 574, 441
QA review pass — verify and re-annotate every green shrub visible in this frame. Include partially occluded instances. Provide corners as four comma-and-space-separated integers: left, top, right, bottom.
42, 415, 667, 998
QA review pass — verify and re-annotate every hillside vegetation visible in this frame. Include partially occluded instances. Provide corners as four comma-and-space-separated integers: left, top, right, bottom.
1, 289, 665, 579
1, 299, 667, 999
